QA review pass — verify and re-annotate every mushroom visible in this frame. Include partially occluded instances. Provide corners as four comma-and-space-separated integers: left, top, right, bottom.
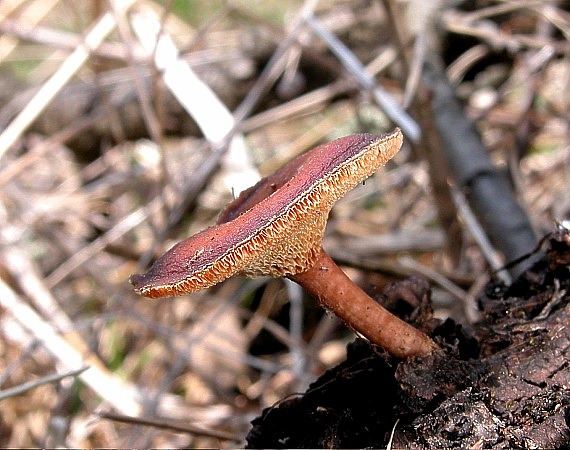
130, 129, 438, 358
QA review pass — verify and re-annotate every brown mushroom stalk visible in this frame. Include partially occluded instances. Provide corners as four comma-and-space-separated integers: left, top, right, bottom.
289, 249, 436, 358
130, 129, 438, 358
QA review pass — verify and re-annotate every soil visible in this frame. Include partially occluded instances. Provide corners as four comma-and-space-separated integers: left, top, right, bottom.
246, 228, 570, 448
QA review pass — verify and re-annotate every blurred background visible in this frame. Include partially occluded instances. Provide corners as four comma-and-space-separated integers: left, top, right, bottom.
0, 0, 568, 447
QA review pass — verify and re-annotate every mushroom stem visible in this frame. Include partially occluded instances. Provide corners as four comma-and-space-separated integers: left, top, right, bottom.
289, 248, 438, 358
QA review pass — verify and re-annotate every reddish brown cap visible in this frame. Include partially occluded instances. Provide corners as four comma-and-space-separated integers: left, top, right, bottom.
130, 129, 403, 298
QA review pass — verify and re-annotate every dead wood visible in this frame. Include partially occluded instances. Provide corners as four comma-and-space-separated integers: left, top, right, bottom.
423, 63, 540, 277
246, 227, 570, 448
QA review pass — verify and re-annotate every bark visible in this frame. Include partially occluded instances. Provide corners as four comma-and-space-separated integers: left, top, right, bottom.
246, 228, 570, 448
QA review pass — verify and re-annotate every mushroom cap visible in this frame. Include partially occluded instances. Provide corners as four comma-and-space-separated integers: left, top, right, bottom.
130, 129, 403, 298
